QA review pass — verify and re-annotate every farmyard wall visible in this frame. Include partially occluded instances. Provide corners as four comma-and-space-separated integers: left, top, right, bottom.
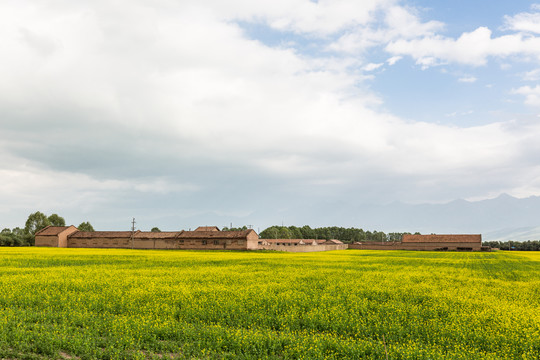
258, 244, 348, 252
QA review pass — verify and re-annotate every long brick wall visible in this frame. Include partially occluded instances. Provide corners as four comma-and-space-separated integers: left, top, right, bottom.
349, 240, 484, 251
402, 234, 482, 244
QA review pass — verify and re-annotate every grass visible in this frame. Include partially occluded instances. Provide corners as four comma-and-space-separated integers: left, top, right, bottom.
0, 248, 538, 359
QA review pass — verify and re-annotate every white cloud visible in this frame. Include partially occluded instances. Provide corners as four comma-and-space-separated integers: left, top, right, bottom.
458, 76, 477, 83
328, 5, 443, 53
523, 68, 540, 81
512, 85, 540, 106
2, 0, 540, 228
363, 62, 384, 71
503, 5, 540, 34
387, 27, 540, 67
218, 0, 398, 35
386, 55, 402, 65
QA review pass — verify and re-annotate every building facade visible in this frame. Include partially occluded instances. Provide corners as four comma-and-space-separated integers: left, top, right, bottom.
258, 238, 348, 252
35, 226, 259, 250
349, 234, 484, 251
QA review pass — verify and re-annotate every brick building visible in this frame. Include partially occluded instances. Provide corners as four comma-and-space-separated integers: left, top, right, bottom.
35, 226, 259, 250
349, 234, 484, 251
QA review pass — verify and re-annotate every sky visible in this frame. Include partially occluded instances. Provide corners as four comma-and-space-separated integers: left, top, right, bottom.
1, 0, 540, 232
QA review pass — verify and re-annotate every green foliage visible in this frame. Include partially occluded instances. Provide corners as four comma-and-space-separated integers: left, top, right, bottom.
259, 225, 410, 243
0, 227, 32, 246
47, 214, 66, 227
24, 211, 50, 235
77, 222, 95, 232
151, 227, 161, 232
222, 225, 248, 231
2, 211, 84, 247
0, 249, 538, 359
483, 240, 540, 251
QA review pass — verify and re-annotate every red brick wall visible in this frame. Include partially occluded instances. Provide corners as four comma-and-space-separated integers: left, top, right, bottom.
402, 234, 482, 243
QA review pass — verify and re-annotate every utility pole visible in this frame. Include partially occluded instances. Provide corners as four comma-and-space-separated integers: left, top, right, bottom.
131, 217, 136, 249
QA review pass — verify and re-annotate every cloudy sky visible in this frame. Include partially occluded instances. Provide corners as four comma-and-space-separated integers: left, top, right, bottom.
2, 0, 540, 231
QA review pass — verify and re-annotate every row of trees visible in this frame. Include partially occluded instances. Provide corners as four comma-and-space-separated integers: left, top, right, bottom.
258, 225, 411, 243
482, 240, 540, 251
0, 211, 94, 247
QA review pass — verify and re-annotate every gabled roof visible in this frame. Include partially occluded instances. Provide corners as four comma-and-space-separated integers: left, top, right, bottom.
69, 231, 140, 239
35, 226, 76, 236
324, 239, 344, 244
134, 231, 183, 239
179, 229, 255, 239
195, 226, 220, 232
264, 239, 326, 244
402, 234, 482, 243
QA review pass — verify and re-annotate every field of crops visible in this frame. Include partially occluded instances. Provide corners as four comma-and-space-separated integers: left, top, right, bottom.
0, 248, 538, 360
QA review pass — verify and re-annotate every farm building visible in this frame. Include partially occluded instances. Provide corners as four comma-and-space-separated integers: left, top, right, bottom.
349, 234, 485, 251
258, 238, 348, 252
401, 234, 483, 251
35, 226, 259, 250
34, 226, 484, 252
34, 225, 79, 247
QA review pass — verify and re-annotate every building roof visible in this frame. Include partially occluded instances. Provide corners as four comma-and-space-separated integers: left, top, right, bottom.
264, 239, 326, 244
69, 231, 140, 239
194, 226, 220, 232
324, 239, 344, 244
35, 226, 76, 236
134, 231, 183, 239
179, 229, 255, 239
401, 234, 482, 243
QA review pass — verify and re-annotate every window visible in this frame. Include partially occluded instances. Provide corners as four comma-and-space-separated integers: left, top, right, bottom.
202, 240, 207, 245
213, 240, 219, 245
179, 240, 184, 245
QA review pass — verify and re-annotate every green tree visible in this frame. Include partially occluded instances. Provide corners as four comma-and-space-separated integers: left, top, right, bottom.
48, 214, 66, 227
151, 227, 161, 232
78, 222, 95, 232
25, 211, 50, 235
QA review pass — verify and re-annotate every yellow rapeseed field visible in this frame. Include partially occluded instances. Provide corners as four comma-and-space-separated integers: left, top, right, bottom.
0, 248, 538, 359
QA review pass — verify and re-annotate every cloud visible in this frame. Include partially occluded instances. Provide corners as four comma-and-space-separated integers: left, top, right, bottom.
1, 0, 540, 228
220, 0, 398, 35
523, 68, 540, 81
512, 85, 540, 106
503, 5, 540, 34
363, 62, 384, 71
387, 27, 540, 67
328, 5, 443, 54
386, 55, 402, 65
458, 76, 477, 83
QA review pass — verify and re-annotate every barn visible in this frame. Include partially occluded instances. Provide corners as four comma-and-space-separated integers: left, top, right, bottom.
34, 226, 78, 247
401, 234, 483, 251
34, 226, 259, 250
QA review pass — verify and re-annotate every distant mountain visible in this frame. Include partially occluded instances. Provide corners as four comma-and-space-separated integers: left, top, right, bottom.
140, 194, 540, 242
483, 226, 540, 242
243, 194, 540, 241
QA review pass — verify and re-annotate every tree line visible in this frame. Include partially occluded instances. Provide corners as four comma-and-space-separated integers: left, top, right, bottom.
5, 214, 540, 250
1, 211, 94, 247
482, 240, 540, 251
257, 225, 411, 243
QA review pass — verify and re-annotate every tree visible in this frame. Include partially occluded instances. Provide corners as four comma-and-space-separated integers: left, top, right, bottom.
78, 222, 95, 232
25, 211, 50, 235
222, 226, 248, 231
48, 214, 66, 227
151, 227, 161, 232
